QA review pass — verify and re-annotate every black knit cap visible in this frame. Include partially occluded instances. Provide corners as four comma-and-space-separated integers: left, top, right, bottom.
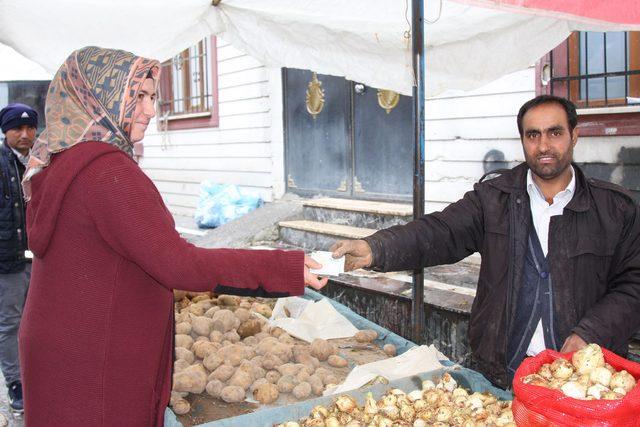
0, 103, 38, 134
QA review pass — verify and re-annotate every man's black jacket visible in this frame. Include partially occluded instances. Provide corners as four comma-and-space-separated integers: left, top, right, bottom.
0, 142, 28, 273
364, 163, 640, 388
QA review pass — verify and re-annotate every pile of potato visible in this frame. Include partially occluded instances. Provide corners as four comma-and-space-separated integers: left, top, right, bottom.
170, 292, 367, 415
278, 373, 515, 427
522, 343, 637, 400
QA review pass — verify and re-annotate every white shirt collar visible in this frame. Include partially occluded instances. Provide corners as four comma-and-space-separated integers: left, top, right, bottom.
527, 165, 575, 204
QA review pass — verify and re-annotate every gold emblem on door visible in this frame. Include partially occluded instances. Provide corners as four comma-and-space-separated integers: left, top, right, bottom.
306, 73, 325, 119
377, 89, 400, 114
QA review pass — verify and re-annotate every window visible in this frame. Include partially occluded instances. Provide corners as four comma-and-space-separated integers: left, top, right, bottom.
537, 31, 640, 136
158, 37, 219, 130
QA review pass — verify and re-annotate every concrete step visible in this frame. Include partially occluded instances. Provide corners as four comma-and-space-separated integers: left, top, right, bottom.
278, 220, 377, 251
303, 198, 412, 229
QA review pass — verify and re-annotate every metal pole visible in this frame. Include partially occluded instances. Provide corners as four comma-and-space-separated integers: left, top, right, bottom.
411, 0, 426, 344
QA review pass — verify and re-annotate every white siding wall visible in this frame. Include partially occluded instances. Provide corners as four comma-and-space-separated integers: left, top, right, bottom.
424, 67, 640, 213
139, 38, 283, 217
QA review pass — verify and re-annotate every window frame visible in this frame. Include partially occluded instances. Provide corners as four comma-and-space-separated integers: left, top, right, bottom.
157, 36, 219, 131
536, 31, 640, 137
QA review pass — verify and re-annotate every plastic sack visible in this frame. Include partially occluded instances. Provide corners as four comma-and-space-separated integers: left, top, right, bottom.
194, 181, 263, 228
512, 348, 640, 426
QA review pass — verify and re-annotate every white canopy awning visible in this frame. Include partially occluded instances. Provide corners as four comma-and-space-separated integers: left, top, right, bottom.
1, 0, 639, 95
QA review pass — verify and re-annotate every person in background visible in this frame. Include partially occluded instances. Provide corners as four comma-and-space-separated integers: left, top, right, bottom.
18, 47, 327, 426
0, 103, 37, 413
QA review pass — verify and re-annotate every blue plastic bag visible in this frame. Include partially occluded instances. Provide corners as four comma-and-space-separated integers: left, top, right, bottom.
194, 182, 263, 228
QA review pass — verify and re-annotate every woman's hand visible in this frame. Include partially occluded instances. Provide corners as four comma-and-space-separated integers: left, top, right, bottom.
304, 255, 329, 290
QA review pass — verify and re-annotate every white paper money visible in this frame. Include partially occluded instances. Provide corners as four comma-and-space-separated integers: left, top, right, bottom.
309, 250, 345, 276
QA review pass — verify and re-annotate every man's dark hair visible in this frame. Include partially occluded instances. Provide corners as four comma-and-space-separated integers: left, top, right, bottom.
517, 95, 578, 137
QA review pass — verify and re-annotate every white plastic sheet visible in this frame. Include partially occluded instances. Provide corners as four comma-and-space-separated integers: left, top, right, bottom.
1, 1, 639, 94
269, 297, 359, 342
324, 344, 447, 395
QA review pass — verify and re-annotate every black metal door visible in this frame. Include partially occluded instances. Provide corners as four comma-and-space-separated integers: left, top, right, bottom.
284, 69, 412, 201
284, 69, 351, 196
352, 84, 413, 200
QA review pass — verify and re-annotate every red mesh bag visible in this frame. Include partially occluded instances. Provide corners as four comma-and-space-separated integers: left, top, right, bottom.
512, 348, 640, 426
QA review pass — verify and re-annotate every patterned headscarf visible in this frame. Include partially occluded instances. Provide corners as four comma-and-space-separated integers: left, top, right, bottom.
23, 46, 160, 200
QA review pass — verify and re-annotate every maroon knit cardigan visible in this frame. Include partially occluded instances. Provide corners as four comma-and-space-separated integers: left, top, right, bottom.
19, 142, 304, 426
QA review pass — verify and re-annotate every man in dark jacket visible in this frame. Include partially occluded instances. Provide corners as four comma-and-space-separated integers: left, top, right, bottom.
0, 103, 36, 413
332, 95, 640, 388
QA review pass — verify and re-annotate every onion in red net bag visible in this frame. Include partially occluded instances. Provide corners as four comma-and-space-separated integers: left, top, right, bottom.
512, 346, 640, 426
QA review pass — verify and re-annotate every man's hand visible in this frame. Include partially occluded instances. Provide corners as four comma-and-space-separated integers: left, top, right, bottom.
304, 255, 329, 290
330, 239, 373, 272
560, 333, 588, 353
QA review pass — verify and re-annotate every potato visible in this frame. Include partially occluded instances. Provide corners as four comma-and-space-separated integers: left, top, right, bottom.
270, 327, 285, 338
174, 359, 190, 373
238, 319, 262, 338
308, 374, 324, 395
292, 345, 310, 360
175, 347, 195, 365
170, 397, 190, 415
191, 315, 214, 336
277, 375, 298, 393
327, 355, 348, 368
192, 294, 211, 303
220, 385, 246, 403
252, 303, 272, 318
194, 336, 209, 343
250, 378, 269, 393
204, 306, 221, 318
323, 374, 340, 386
187, 304, 205, 316
310, 339, 336, 361
175, 322, 192, 335
206, 379, 224, 398
229, 370, 253, 390
261, 354, 283, 370
354, 329, 378, 343
175, 311, 190, 324
266, 370, 282, 384
239, 300, 252, 309
173, 365, 207, 394
296, 354, 320, 369
313, 366, 332, 382
211, 365, 236, 382
212, 309, 240, 333
203, 353, 224, 371
223, 331, 241, 343
187, 291, 210, 299
255, 332, 270, 341
253, 382, 279, 404
383, 344, 397, 357
234, 308, 251, 322
218, 294, 241, 306
173, 290, 188, 301
175, 334, 194, 350
278, 333, 295, 344
243, 336, 258, 346
209, 330, 223, 343
258, 339, 293, 363
217, 344, 246, 366
277, 363, 302, 377
296, 370, 311, 383
292, 382, 312, 399
192, 341, 219, 359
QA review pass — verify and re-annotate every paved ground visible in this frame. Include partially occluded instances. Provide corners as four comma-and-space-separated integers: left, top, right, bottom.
0, 371, 23, 427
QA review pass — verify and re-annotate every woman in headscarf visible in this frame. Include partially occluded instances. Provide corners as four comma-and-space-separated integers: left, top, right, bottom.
19, 46, 327, 426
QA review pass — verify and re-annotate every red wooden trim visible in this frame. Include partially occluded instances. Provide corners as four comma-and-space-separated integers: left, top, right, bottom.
576, 112, 640, 137
159, 36, 219, 131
